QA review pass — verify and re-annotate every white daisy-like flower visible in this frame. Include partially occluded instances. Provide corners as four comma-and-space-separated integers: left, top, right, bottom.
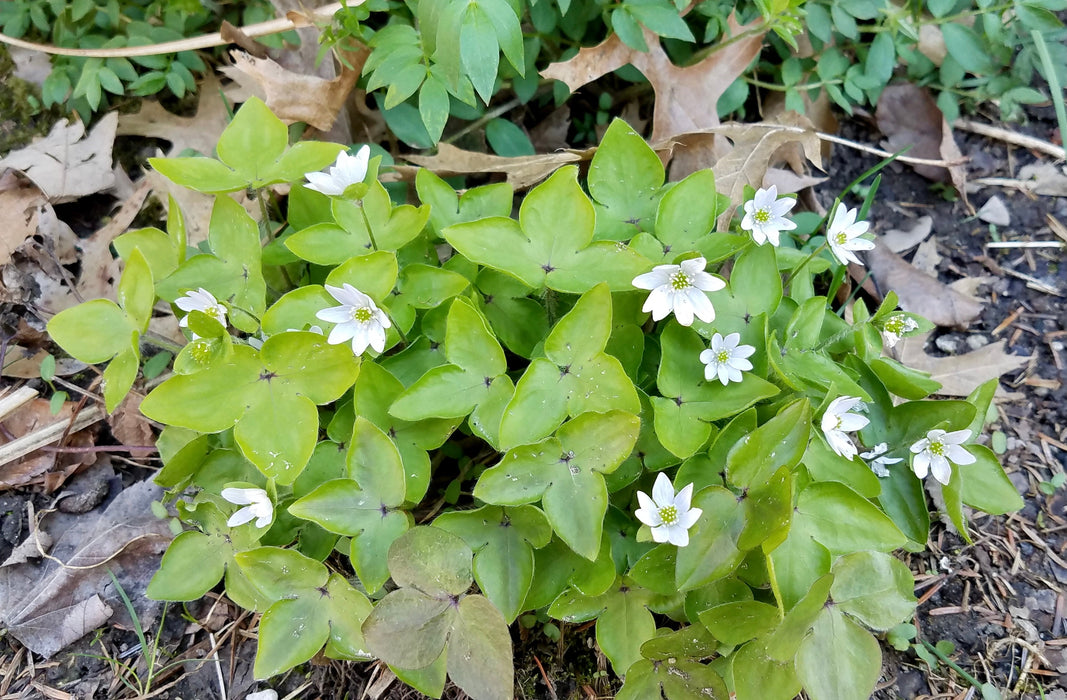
221, 487, 273, 528
631, 257, 726, 327
860, 442, 903, 478
821, 396, 870, 460
740, 186, 797, 246
175, 288, 227, 331
316, 283, 391, 356
635, 472, 703, 547
910, 428, 976, 485
882, 313, 919, 348
826, 205, 874, 266
699, 332, 755, 385
304, 145, 371, 196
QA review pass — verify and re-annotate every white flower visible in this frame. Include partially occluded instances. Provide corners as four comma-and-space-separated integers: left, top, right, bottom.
741, 186, 797, 246
699, 332, 755, 385
631, 257, 726, 327
221, 487, 273, 528
304, 146, 371, 196
635, 472, 703, 547
826, 205, 874, 266
910, 428, 976, 485
860, 442, 903, 478
882, 313, 919, 348
316, 283, 391, 356
821, 396, 870, 460
175, 288, 227, 331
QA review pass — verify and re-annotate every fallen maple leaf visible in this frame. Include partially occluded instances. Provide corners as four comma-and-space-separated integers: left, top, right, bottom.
402, 142, 591, 190
876, 84, 968, 207
0, 479, 171, 657
221, 48, 365, 132
866, 241, 983, 327
541, 15, 765, 176
0, 113, 117, 202
896, 331, 1030, 398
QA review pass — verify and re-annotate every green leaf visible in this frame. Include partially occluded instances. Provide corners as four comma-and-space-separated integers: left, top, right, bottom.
363, 588, 454, 668
254, 596, 331, 678
446, 594, 515, 700
486, 118, 535, 156
618, 658, 729, 700
797, 482, 907, 554
477, 411, 639, 559
216, 96, 288, 182
959, 444, 1024, 514
149, 156, 247, 193
461, 3, 499, 102
435, 505, 552, 621
941, 23, 994, 74
594, 578, 657, 675
830, 551, 917, 631
733, 641, 801, 700
47, 299, 131, 364
419, 74, 451, 144
653, 169, 718, 252
147, 530, 226, 601
589, 119, 664, 241
796, 607, 881, 700
113, 227, 179, 282
674, 487, 746, 590
726, 399, 810, 488
699, 600, 781, 646
388, 526, 473, 596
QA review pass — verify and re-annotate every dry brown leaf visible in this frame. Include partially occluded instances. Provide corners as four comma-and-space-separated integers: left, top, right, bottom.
702, 117, 822, 228
108, 393, 155, 459
0, 399, 96, 491
73, 178, 152, 303
918, 25, 947, 65
881, 215, 933, 253
0, 113, 117, 202
0, 184, 46, 267
762, 167, 827, 195
117, 73, 231, 157
2, 508, 52, 567
911, 238, 942, 276
876, 84, 968, 205
402, 143, 590, 190
541, 15, 764, 175
1017, 162, 1067, 197
221, 48, 364, 131
1, 345, 86, 379
866, 241, 982, 327
0, 479, 171, 657
896, 331, 1030, 397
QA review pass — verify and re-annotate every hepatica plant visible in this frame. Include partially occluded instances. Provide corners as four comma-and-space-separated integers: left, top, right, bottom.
47, 99, 1023, 700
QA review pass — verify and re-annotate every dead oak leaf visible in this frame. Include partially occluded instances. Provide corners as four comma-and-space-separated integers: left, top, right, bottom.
117, 73, 231, 157
0, 184, 46, 267
541, 15, 764, 176
896, 331, 1030, 398
866, 241, 982, 327
402, 142, 591, 190
220, 48, 365, 132
0, 113, 117, 203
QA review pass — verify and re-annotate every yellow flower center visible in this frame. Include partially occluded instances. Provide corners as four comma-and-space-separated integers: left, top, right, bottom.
353, 307, 374, 323
716, 350, 730, 363
669, 271, 691, 291
929, 440, 945, 456
658, 505, 678, 525
206, 305, 225, 322
754, 208, 771, 224
190, 341, 211, 363
835, 231, 848, 245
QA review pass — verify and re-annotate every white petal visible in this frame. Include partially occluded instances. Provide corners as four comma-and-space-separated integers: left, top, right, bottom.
226, 507, 257, 527
690, 271, 726, 292
652, 472, 675, 506
717, 364, 731, 385
845, 238, 875, 251
838, 413, 870, 432
643, 286, 672, 321
368, 323, 387, 353
253, 512, 273, 529
762, 227, 781, 246
666, 525, 690, 547
910, 437, 930, 454
678, 507, 702, 529
351, 327, 372, 356
699, 348, 716, 365
710, 333, 724, 352
726, 367, 744, 383
912, 452, 930, 479
674, 483, 694, 512
946, 444, 976, 465
942, 429, 972, 445
731, 357, 753, 372
723, 332, 741, 348
222, 487, 259, 505
673, 296, 695, 326
316, 305, 354, 323
650, 524, 671, 543
304, 172, 343, 196
632, 267, 673, 290
931, 456, 952, 484
679, 257, 708, 276
327, 323, 356, 346
733, 344, 756, 359
686, 288, 715, 324
637, 491, 657, 517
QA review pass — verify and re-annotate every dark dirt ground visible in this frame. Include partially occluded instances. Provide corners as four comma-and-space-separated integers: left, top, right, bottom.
2, 93, 1067, 700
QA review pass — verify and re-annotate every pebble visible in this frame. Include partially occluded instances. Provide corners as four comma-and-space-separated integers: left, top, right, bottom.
935, 334, 961, 354
966, 334, 990, 351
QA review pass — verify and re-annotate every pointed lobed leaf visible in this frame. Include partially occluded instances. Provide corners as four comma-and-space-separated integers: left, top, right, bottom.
47, 299, 131, 364
445, 297, 506, 376
389, 526, 473, 596
447, 594, 515, 700
726, 399, 811, 488
545, 283, 612, 367
675, 487, 746, 590
830, 551, 917, 631
798, 482, 907, 554
348, 417, 407, 505
595, 579, 656, 675
253, 596, 331, 678
216, 96, 289, 182
323, 574, 374, 660
362, 588, 454, 669
796, 607, 881, 700
589, 119, 664, 241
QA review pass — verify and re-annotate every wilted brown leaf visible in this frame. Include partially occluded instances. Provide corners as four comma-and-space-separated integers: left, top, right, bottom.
402, 142, 590, 190
0, 184, 46, 267
0, 113, 117, 202
117, 73, 231, 157
108, 393, 155, 459
541, 15, 764, 175
0, 479, 172, 657
881, 215, 933, 253
221, 48, 364, 132
1017, 162, 1067, 197
876, 84, 968, 204
896, 331, 1030, 397
866, 241, 983, 327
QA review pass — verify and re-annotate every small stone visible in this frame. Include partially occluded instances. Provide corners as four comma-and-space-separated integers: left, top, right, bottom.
977, 195, 1011, 226
966, 334, 990, 351
935, 334, 961, 354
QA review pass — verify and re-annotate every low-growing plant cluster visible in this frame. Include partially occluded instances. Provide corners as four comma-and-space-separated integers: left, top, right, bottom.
47, 99, 1024, 700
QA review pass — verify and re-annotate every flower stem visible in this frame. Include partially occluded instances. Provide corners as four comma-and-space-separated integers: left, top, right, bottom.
357, 203, 380, 252
919, 638, 984, 689
782, 240, 830, 288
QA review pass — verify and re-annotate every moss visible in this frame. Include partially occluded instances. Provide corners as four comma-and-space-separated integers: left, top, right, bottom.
0, 46, 58, 155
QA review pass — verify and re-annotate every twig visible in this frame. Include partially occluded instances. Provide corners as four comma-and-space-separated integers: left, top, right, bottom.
0, 386, 38, 422
986, 241, 1065, 249
0, 2, 353, 58
0, 404, 104, 468
954, 119, 1066, 161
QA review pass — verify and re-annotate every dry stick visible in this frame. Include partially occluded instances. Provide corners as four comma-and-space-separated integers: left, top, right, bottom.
0, 1, 354, 57
954, 118, 1067, 161
0, 404, 105, 468
0, 386, 39, 423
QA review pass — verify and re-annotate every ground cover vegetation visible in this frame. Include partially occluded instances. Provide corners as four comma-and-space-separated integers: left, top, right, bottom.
0, 0, 1064, 698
